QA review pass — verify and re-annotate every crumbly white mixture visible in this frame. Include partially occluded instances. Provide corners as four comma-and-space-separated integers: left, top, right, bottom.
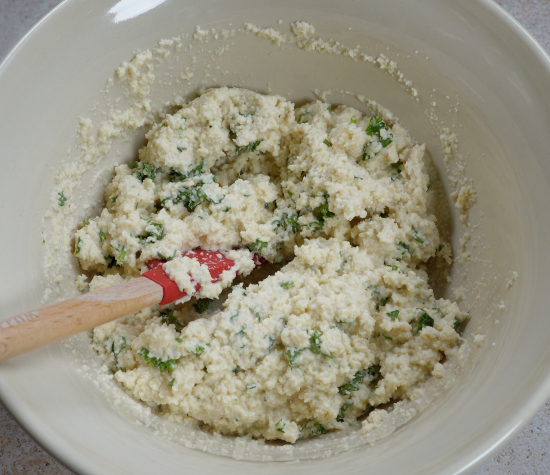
75, 87, 465, 443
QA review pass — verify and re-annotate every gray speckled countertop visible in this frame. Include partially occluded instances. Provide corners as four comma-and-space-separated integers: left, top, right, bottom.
1, 1, 550, 473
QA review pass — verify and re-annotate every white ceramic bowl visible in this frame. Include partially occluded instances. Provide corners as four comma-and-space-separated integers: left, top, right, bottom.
2, 0, 550, 473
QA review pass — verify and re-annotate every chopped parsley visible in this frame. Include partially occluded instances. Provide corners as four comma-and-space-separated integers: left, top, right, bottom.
169, 378, 175, 387
275, 419, 286, 433
312, 423, 327, 435
138, 348, 176, 372
177, 146, 187, 152
131, 161, 159, 181
416, 309, 435, 332
236, 139, 262, 154
99, 230, 106, 241
433, 307, 445, 318
367, 365, 380, 379
391, 161, 403, 174
412, 227, 424, 243
273, 212, 300, 233
454, 318, 463, 331
171, 186, 208, 211
160, 310, 179, 326
285, 348, 302, 368
398, 242, 414, 258
387, 310, 400, 321
309, 330, 335, 359
338, 371, 366, 397
362, 116, 393, 160
194, 298, 213, 314
310, 196, 335, 231
323, 138, 332, 147
170, 157, 205, 182
57, 192, 67, 207
351, 115, 357, 124
110, 336, 126, 370
280, 280, 295, 289
156, 250, 177, 260
248, 238, 268, 257
246, 385, 257, 390
110, 243, 126, 265
337, 402, 354, 422
74, 237, 82, 255
138, 221, 165, 244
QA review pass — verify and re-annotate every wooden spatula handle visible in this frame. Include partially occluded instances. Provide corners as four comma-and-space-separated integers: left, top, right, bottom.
0, 277, 162, 362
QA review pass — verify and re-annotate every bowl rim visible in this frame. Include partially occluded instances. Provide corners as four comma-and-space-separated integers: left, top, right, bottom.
1, 0, 550, 474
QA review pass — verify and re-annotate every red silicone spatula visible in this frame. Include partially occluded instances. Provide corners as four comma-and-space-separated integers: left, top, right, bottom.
0, 249, 263, 362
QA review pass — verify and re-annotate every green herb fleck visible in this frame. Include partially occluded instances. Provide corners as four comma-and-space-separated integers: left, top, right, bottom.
177, 146, 187, 152
273, 212, 300, 234
194, 298, 212, 314
398, 242, 413, 258
275, 419, 285, 433
337, 402, 354, 422
323, 138, 332, 147
280, 280, 295, 289
235, 139, 262, 154
193, 345, 205, 356
309, 330, 335, 359
156, 250, 177, 261
74, 237, 82, 255
132, 161, 159, 181
58, 192, 67, 207
387, 310, 400, 321
412, 227, 424, 243
454, 318, 463, 331
417, 309, 435, 333
138, 222, 165, 244
310, 196, 335, 231
312, 423, 326, 434
433, 307, 445, 318
298, 111, 310, 123
338, 371, 366, 397
285, 348, 302, 368
246, 385, 256, 390
362, 116, 393, 159
138, 348, 176, 372
99, 230, 106, 241
351, 115, 357, 124
111, 336, 126, 370
169, 378, 175, 387
160, 310, 179, 326
249, 238, 268, 257
170, 157, 205, 182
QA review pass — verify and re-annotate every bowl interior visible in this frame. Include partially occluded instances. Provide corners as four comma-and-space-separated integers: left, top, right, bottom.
1, 0, 550, 474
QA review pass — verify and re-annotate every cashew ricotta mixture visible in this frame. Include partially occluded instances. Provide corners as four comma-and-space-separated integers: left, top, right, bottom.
74, 87, 466, 443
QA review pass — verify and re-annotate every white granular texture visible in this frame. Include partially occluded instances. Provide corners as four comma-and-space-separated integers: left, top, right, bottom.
76, 87, 466, 443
